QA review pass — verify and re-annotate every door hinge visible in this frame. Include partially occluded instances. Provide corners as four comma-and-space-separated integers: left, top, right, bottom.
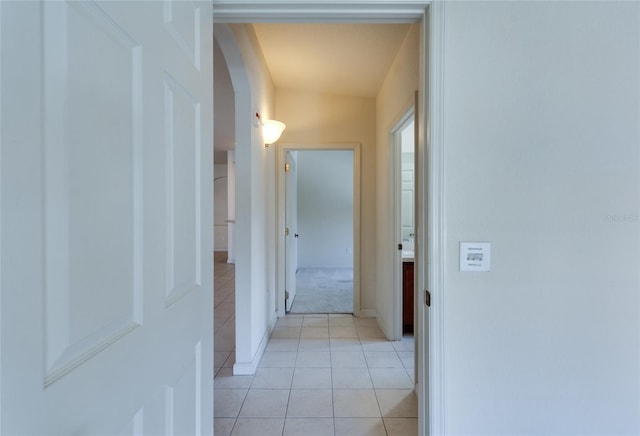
285, 227, 290, 236
285, 291, 290, 300
425, 290, 431, 307
398, 243, 403, 250
285, 163, 290, 172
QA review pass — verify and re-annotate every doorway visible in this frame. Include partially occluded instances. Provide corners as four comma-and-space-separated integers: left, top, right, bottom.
278, 144, 362, 318
284, 150, 355, 314
391, 108, 416, 338
214, 4, 438, 435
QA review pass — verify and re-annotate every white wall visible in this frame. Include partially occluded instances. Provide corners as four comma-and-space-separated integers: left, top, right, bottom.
441, 2, 640, 433
215, 23, 277, 374
297, 150, 354, 268
277, 89, 377, 313
375, 24, 420, 336
214, 164, 228, 251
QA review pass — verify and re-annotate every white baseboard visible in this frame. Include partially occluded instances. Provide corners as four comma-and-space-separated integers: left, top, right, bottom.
232, 319, 275, 375
359, 309, 377, 318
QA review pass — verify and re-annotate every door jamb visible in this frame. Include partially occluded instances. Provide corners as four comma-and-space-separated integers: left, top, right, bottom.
389, 107, 415, 341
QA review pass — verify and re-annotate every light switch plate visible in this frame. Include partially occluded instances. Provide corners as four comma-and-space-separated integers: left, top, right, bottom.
460, 242, 491, 272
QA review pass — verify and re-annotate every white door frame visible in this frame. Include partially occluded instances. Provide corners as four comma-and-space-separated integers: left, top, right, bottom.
389, 106, 416, 341
423, 3, 446, 434
213, 2, 447, 434
276, 143, 362, 318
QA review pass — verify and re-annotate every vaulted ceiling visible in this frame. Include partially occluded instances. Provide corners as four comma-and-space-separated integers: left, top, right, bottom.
252, 23, 411, 98
214, 23, 412, 160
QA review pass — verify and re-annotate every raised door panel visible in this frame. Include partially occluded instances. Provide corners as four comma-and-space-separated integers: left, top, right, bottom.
0, 1, 213, 434
164, 0, 201, 71
42, 0, 144, 386
119, 408, 145, 436
164, 73, 202, 307
165, 342, 202, 435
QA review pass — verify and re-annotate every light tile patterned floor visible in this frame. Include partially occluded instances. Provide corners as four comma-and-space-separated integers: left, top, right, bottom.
213, 252, 417, 436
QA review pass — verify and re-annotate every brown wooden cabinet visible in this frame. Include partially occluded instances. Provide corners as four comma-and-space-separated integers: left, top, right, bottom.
402, 260, 414, 333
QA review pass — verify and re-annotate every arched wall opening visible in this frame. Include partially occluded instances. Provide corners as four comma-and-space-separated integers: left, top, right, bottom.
215, 24, 275, 375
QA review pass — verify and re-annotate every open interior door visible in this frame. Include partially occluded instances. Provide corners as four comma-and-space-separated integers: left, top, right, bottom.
284, 151, 299, 312
1, 1, 213, 433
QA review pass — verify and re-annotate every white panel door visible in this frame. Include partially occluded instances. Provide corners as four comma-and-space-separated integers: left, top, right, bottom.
0, 1, 213, 434
284, 151, 298, 312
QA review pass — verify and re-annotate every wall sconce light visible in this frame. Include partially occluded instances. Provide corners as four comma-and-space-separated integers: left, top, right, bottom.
256, 113, 286, 147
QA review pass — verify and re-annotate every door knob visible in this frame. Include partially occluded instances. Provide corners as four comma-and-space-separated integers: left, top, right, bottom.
294, 233, 299, 238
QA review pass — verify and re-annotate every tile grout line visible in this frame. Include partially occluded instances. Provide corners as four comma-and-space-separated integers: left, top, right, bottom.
216, 257, 415, 435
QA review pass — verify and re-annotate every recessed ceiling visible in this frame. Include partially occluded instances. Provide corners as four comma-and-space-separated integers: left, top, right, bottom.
252, 23, 412, 98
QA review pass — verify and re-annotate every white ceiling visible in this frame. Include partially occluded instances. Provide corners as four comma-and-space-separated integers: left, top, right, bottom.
213, 23, 412, 159
252, 23, 412, 98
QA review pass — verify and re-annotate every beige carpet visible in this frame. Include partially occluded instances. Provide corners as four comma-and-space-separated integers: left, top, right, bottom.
289, 267, 353, 314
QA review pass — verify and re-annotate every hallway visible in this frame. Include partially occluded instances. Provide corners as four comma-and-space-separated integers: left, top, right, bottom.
213, 253, 417, 436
